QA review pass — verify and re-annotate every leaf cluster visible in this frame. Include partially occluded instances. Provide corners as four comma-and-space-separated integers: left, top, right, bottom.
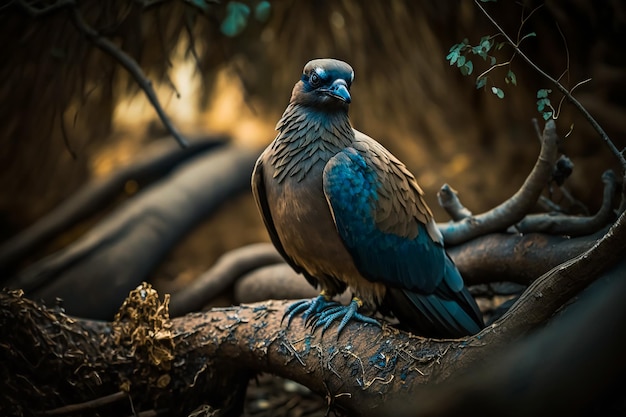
220, 0, 271, 37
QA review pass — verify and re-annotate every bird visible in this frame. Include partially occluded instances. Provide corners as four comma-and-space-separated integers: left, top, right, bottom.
251, 58, 484, 338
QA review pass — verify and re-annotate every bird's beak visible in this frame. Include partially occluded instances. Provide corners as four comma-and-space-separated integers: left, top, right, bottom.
323, 79, 351, 103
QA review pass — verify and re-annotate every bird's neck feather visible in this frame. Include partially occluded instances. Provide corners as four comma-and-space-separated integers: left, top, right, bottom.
270, 103, 355, 183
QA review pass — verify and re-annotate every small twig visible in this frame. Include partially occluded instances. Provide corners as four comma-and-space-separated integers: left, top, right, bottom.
476, 59, 513, 83
474, 0, 626, 172
437, 184, 473, 221
70, 6, 188, 148
515, 170, 617, 236
41, 391, 127, 415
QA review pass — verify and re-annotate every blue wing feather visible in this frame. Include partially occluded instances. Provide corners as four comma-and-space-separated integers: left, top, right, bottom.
323, 148, 444, 293
324, 148, 483, 337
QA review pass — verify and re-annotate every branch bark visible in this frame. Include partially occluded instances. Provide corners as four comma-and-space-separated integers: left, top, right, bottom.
2, 208, 625, 416
2, 263, 624, 416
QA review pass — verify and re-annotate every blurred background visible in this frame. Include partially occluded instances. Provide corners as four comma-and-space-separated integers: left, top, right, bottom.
0, 0, 624, 293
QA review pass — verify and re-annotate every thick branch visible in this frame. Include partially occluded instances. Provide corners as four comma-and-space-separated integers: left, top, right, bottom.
6, 146, 260, 319
3, 246, 625, 417
0, 136, 225, 274
3, 206, 625, 414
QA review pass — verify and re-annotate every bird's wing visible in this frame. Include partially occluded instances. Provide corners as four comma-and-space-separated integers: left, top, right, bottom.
251, 154, 314, 285
353, 130, 440, 243
322, 137, 446, 294
322, 136, 483, 336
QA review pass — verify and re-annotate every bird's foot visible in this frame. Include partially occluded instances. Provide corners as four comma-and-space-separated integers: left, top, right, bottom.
310, 297, 380, 336
283, 292, 339, 327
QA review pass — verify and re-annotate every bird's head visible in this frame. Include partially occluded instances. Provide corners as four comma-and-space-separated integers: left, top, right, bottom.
290, 59, 354, 110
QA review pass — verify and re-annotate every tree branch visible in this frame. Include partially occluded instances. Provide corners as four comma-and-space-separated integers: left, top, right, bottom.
474, 0, 626, 172
439, 120, 559, 244
169, 243, 286, 317
6, 146, 260, 319
0, 136, 225, 275
70, 6, 188, 148
515, 169, 617, 235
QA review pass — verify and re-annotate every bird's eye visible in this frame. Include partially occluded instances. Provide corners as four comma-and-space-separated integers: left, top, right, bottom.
310, 72, 321, 87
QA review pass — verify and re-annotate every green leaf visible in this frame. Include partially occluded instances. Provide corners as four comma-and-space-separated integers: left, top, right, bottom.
446, 50, 459, 65
490, 56, 497, 66
506, 70, 517, 86
255, 1, 271, 22
476, 77, 487, 89
491, 86, 505, 99
537, 90, 553, 119
537, 88, 552, 98
537, 99, 546, 111
456, 55, 466, 67
221, 1, 250, 37
464, 60, 473, 75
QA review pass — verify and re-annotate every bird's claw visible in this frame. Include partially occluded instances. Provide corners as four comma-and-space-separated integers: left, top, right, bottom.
310, 299, 380, 335
284, 296, 380, 336
283, 294, 338, 326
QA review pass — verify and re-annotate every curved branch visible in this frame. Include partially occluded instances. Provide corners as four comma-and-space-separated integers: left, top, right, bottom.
169, 243, 285, 317
515, 170, 617, 235
440, 120, 559, 245
70, 6, 188, 148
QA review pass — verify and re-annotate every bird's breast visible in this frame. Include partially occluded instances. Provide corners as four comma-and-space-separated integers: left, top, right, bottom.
264, 155, 385, 305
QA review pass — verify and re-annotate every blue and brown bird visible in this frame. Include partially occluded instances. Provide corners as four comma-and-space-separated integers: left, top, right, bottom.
251, 58, 484, 338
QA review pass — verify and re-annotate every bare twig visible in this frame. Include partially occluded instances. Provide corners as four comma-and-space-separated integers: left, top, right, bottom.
474, 0, 626, 172
437, 184, 473, 221
69, 6, 188, 148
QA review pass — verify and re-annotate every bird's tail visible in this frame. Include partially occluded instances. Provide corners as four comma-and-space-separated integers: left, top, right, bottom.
384, 256, 484, 338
